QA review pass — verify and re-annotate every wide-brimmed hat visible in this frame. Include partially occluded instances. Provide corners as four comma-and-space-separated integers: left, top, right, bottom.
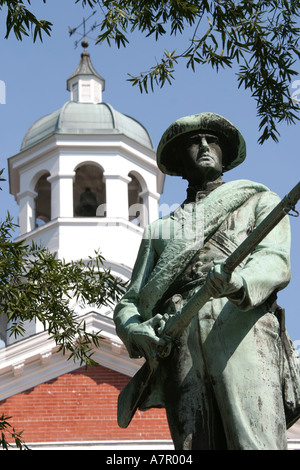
156, 112, 246, 176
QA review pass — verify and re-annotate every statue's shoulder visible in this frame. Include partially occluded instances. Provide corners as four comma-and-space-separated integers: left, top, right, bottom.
223, 178, 280, 201
225, 181, 284, 221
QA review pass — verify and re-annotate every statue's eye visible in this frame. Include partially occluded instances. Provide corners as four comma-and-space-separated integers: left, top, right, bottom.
206, 136, 219, 145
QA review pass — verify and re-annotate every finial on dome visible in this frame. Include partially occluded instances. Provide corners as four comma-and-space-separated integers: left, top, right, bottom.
81, 38, 89, 51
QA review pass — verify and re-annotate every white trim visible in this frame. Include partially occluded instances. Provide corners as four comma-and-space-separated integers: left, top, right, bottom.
103, 174, 132, 183
8, 438, 300, 450
16, 189, 38, 202
14, 216, 144, 244
287, 439, 300, 450
9, 133, 157, 177
47, 171, 75, 183
12, 440, 174, 451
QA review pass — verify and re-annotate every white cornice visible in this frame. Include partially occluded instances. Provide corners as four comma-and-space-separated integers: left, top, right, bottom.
14, 216, 143, 244
8, 133, 160, 198
0, 311, 144, 401
9, 133, 156, 170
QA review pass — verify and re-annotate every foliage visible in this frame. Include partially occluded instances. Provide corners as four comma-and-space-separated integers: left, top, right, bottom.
0, 0, 52, 41
0, 217, 126, 362
1, 1, 300, 143
0, 414, 29, 450
0, 201, 126, 364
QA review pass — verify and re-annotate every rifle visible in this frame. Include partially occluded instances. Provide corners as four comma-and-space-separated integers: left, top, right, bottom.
117, 181, 300, 429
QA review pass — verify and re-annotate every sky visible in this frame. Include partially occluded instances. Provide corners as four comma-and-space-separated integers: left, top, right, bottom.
0, 1, 299, 342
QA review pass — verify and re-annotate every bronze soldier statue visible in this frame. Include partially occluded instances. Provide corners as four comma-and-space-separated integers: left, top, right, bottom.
114, 113, 299, 450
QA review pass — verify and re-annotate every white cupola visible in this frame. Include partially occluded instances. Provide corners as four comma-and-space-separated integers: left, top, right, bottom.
8, 46, 165, 270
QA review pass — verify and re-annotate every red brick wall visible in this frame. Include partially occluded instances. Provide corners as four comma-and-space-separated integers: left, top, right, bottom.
0, 364, 171, 443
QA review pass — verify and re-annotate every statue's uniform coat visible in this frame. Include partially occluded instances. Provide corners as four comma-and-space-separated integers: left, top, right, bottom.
114, 179, 292, 449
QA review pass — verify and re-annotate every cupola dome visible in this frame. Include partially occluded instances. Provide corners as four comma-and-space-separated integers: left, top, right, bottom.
21, 47, 153, 152
21, 101, 154, 151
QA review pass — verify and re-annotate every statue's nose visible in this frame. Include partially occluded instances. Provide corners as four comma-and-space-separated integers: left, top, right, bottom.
199, 137, 209, 151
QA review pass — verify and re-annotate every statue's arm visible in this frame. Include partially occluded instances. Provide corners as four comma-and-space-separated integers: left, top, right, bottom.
114, 225, 159, 358
205, 191, 291, 310
235, 191, 291, 310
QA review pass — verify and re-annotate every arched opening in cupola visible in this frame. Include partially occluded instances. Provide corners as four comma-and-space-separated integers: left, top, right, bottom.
73, 163, 106, 217
34, 172, 51, 227
128, 172, 144, 226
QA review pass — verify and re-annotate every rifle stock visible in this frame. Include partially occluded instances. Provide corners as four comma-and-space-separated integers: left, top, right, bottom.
118, 360, 158, 429
117, 181, 300, 429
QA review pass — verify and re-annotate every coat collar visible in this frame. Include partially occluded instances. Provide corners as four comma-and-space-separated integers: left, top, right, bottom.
185, 177, 225, 202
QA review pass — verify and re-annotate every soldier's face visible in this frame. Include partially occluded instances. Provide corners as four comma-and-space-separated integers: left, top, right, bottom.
182, 132, 223, 184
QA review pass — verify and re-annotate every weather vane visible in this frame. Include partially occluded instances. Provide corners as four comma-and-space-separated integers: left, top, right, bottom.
68, 10, 98, 49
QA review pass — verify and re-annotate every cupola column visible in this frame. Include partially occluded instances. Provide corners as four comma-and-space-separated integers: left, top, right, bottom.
101, 174, 131, 219
140, 190, 160, 225
17, 190, 37, 235
48, 173, 75, 219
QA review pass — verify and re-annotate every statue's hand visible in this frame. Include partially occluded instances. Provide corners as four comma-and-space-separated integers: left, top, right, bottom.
206, 261, 244, 299
127, 314, 168, 362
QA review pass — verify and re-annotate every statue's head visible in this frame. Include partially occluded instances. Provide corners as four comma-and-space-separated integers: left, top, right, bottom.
156, 113, 246, 183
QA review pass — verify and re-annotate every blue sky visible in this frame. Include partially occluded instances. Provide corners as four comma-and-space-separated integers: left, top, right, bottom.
0, 1, 299, 341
